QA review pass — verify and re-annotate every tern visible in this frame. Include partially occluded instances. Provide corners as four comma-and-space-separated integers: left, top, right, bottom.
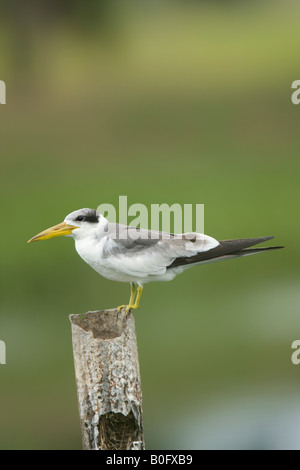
28, 208, 283, 313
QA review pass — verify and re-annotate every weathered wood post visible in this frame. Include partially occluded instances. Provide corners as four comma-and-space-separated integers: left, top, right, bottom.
69, 308, 145, 450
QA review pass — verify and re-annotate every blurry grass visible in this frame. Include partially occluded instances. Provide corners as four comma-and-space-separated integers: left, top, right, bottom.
4, 1, 298, 96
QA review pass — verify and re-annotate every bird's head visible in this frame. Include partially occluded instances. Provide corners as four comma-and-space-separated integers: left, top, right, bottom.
28, 208, 101, 243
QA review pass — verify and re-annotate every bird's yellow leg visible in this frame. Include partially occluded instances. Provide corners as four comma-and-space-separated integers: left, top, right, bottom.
131, 284, 143, 310
117, 283, 137, 314
128, 283, 137, 306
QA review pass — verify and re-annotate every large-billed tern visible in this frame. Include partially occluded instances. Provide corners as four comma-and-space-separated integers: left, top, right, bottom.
28, 208, 283, 313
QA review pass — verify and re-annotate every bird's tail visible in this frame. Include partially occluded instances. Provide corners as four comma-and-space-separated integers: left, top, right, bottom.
167, 236, 284, 269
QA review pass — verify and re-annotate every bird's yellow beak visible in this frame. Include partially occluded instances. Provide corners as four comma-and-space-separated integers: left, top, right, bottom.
28, 221, 79, 243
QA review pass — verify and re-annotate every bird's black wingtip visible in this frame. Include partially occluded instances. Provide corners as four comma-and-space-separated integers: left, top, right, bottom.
255, 235, 274, 243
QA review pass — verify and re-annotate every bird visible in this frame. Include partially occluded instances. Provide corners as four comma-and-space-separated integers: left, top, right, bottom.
28, 208, 283, 314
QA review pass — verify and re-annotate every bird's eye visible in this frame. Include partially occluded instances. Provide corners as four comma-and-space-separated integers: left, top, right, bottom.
76, 215, 85, 222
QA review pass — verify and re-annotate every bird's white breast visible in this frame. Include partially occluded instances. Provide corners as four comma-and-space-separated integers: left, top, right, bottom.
74, 235, 171, 283
74, 236, 139, 282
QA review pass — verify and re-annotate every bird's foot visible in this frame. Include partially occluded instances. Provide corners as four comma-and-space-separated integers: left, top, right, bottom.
117, 304, 126, 313
117, 304, 140, 315
117, 284, 142, 315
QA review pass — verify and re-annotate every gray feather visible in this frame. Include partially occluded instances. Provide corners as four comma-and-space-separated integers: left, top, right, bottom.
167, 236, 284, 269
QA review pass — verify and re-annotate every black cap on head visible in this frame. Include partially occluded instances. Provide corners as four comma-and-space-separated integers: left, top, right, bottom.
75, 209, 99, 223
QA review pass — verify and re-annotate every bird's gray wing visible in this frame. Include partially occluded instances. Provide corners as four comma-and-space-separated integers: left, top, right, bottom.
103, 224, 165, 252
100, 223, 219, 277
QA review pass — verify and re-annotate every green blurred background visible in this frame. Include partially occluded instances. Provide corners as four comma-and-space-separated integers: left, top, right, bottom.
0, 0, 299, 449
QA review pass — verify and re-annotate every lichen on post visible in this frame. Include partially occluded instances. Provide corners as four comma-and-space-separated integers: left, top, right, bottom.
69, 308, 145, 450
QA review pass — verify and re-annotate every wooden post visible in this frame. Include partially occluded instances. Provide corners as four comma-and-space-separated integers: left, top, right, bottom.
69, 308, 145, 450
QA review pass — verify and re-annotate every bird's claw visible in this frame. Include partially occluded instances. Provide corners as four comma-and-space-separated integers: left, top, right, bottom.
117, 304, 139, 315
